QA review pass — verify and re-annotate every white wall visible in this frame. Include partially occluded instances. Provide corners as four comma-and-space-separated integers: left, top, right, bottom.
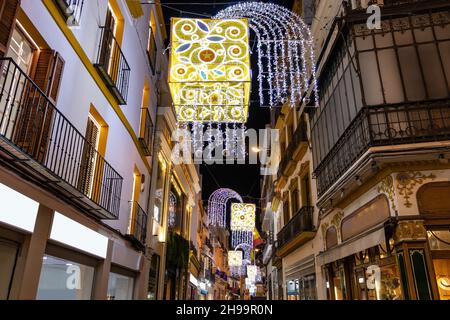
20, 0, 165, 234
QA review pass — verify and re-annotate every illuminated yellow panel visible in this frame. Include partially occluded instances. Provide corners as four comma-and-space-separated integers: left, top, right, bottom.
169, 18, 251, 123
231, 203, 256, 232
228, 250, 243, 267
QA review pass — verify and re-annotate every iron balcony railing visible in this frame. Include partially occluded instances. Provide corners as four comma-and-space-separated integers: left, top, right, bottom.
314, 100, 450, 196
127, 201, 148, 248
0, 57, 123, 219
94, 27, 130, 105
138, 108, 153, 156
54, 0, 84, 26
277, 206, 314, 250
277, 122, 308, 179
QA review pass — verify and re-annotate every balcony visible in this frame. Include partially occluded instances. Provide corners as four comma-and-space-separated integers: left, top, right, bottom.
138, 108, 153, 156
277, 122, 308, 180
94, 27, 130, 105
126, 201, 148, 249
314, 100, 450, 196
54, 0, 84, 26
0, 58, 123, 219
276, 206, 314, 257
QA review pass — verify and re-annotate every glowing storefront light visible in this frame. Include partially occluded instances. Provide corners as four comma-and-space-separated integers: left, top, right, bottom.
169, 18, 251, 123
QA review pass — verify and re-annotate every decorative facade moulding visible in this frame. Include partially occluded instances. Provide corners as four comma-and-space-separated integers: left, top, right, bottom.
396, 171, 436, 208
394, 220, 427, 244
377, 174, 397, 213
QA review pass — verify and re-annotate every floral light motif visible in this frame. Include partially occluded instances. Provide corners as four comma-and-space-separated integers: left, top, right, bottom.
231, 203, 255, 232
247, 265, 257, 282
169, 18, 251, 123
228, 250, 243, 267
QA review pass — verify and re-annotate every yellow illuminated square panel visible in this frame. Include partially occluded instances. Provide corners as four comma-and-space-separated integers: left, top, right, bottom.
228, 250, 243, 267
169, 18, 251, 123
231, 203, 256, 232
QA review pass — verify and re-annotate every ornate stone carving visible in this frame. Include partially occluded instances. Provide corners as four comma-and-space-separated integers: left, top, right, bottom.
396, 171, 436, 208
320, 222, 329, 240
330, 211, 344, 229
377, 175, 397, 213
394, 220, 427, 243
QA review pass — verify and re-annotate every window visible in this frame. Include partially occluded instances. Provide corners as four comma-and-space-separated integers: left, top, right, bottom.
0, 238, 19, 299
7, 27, 35, 73
147, 25, 157, 74
154, 158, 166, 224
283, 193, 290, 226
107, 272, 134, 300
36, 255, 95, 300
147, 254, 160, 300
291, 183, 299, 216
79, 114, 101, 198
301, 174, 311, 207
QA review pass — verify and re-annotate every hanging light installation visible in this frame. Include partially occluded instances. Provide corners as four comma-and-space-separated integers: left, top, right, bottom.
228, 250, 243, 267
169, 18, 251, 159
207, 188, 242, 228
168, 191, 177, 228
230, 203, 255, 248
247, 265, 257, 282
215, 2, 319, 109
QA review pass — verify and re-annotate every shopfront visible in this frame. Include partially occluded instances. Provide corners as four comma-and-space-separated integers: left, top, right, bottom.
319, 195, 404, 300
418, 182, 450, 300
285, 255, 317, 300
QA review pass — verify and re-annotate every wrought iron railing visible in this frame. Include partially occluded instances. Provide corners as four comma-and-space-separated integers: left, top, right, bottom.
0, 58, 123, 218
139, 108, 153, 156
94, 27, 130, 105
147, 26, 157, 74
55, 0, 84, 26
277, 206, 314, 250
314, 100, 450, 195
277, 122, 308, 179
128, 201, 148, 247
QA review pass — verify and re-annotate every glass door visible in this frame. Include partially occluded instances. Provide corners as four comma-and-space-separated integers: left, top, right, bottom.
0, 27, 35, 139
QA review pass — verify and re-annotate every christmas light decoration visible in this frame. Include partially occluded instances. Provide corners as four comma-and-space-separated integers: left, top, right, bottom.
208, 188, 242, 228
230, 203, 255, 232
169, 17, 251, 123
247, 265, 257, 282
169, 18, 251, 160
228, 250, 243, 267
168, 191, 177, 228
215, 2, 318, 109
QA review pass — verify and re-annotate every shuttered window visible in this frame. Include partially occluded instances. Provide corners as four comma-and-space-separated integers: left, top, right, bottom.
79, 116, 100, 197
0, 0, 20, 57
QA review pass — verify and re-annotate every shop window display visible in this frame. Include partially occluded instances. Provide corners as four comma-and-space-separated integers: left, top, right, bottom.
428, 230, 450, 300
37, 255, 94, 300
352, 245, 403, 300
107, 272, 134, 300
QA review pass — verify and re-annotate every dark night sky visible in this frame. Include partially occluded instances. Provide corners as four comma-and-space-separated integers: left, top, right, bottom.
161, 0, 294, 217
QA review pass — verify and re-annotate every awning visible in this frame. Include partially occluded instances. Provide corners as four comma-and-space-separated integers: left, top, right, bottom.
316, 224, 386, 266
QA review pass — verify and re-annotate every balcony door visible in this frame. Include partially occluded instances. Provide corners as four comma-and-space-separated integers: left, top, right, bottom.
0, 27, 35, 139
100, 6, 117, 80
78, 115, 101, 198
